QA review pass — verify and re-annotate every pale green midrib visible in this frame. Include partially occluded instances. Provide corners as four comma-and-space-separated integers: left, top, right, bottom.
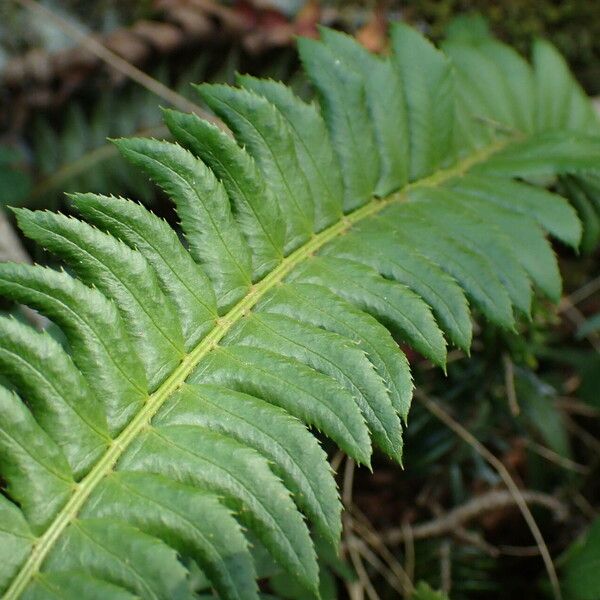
4, 137, 510, 599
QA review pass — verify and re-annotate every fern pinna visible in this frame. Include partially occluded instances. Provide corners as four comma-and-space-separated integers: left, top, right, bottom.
0, 21, 599, 600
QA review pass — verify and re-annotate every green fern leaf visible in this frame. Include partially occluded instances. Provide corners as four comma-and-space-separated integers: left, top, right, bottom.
13, 208, 186, 388
225, 313, 403, 462
42, 518, 191, 599
355, 217, 516, 329
402, 192, 535, 313
0, 496, 35, 591
533, 39, 599, 133
0, 317, 109, 477
22, 572, 139, 600
0, 263, 147, 433
449, 175, 582, 249
235, 75, 344, 230
120, 427, 319, 594
318, 27, 409, 195
321, 233, 472, 351
192, 345, 372, 466
70, 192, 218, 349
115, 138, 253, 311
1, 23, 599, 599
197, 84, 314, 252
156, 383, 342, 547
0, 386, 73, 532
289, 256, 448, 366
258, 282, 414, 421
297, 36, 379, 210
391, 22, 455, 179
162, 109, 285, 278
85, 473, 258, 599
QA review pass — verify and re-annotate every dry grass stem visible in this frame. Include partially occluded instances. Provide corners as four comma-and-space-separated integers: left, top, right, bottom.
16, 0, 223, 126
415, 391, 563, 600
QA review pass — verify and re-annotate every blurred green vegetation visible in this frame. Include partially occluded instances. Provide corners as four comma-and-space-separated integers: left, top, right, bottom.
400, 0, 600, 94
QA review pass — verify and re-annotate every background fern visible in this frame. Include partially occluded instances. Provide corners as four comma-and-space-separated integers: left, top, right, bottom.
0, 18, 599, 599
10, 51, 247, 211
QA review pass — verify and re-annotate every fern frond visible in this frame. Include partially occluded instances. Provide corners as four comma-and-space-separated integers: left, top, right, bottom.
1, 22, 599, 599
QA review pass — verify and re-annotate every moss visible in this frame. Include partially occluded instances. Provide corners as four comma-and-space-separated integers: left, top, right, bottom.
398, 0, 600, 93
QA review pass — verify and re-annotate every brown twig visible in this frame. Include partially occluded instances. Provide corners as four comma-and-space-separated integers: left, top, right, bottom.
414, 391, 563, 600
330, 449, 345, 474
555, 397, 599, 418
347, 543, 380, 600
342, 458, 375, 600
560, 275, 600, 308
382, 488, 567, 545
559, 296, 600, 353
347, 538, 405, 596
440, 540, 452, 595
503, 353, 520, 415
348, 505, 414, 595
563, 415, 600, 454
453, 527, 499, 557
402, 520, 415, 599
343, 456, 356, 508
3, 0, 321, 118
523, 439, 589, 474
572, 493, 598, 520
498, 544, 545, 557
